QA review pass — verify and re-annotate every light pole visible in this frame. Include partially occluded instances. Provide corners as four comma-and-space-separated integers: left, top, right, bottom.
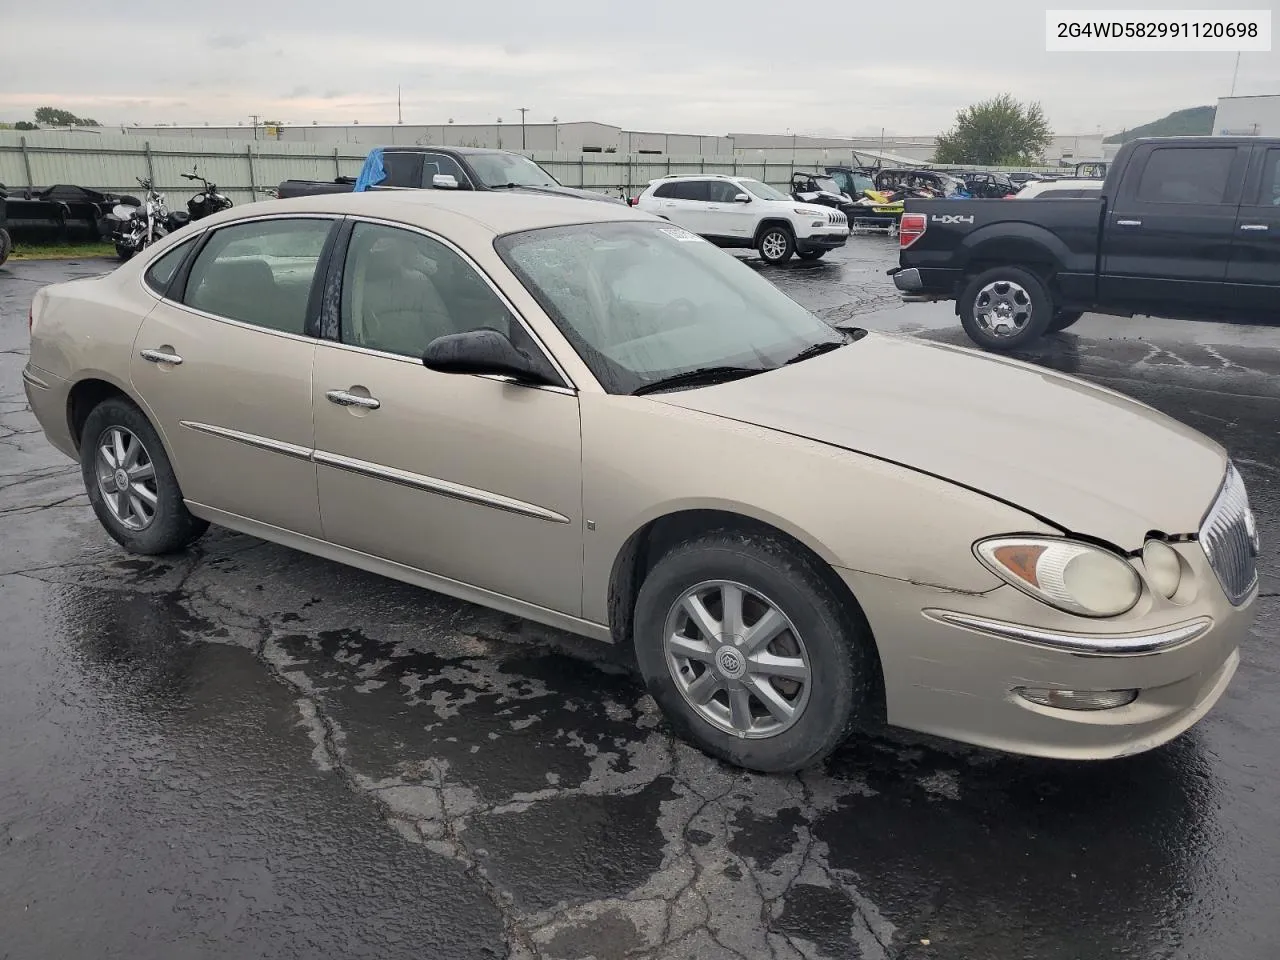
517, 107, 529, 150
1230, 51, 1242, 96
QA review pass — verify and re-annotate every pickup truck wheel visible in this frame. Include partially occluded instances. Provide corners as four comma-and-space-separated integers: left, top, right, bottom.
1049, 310, 1083, 332
959, 266, 1054, 351
758, 226, 795, 265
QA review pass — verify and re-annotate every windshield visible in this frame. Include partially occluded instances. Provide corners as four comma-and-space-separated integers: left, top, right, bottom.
496, 221, 841, 395
468, 152, 561, 189
740, 179, 789, 201
812, 177, 845, 195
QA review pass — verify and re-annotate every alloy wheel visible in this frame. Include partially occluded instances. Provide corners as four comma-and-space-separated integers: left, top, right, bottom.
94, 426, 159, 531
663, 580, 812, 739
761, 231, 788, 262
973, 280, 1033, 337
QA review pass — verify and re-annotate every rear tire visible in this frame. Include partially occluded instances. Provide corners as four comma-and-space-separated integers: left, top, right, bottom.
0, 229, 11, 267
757, 225, 795, 265
633, 529, 876, 772
1049, 310, 1083, 332
958, 265, 1054, 352
80, 396, 209, 555
115, 243, 135, 262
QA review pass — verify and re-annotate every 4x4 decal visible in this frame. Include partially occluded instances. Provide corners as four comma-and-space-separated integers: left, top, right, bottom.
931, 214, 975, 224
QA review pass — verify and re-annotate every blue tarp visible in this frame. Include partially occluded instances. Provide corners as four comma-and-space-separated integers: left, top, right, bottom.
352, 148, 387, 192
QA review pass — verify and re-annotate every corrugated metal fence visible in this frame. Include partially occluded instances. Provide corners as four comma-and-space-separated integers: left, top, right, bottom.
0, 131, 832, 208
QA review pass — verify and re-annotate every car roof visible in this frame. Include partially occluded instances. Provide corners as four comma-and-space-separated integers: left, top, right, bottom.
205, 189, 651, 236
647, 174, 753, 183
380, 145, 513, 156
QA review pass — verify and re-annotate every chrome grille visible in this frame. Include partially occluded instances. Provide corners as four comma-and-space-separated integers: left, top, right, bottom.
1199, 462, 1260, 605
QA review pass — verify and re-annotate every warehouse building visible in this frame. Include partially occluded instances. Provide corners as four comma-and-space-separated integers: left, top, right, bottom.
1213, 95, 1280, 136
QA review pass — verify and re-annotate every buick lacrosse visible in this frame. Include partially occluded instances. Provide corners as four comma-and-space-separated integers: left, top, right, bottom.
23, 191, 1259, 771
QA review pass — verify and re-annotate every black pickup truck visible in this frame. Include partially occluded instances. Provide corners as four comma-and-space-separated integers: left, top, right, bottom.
278, 145, 621, 204
889, 136, 1280, 351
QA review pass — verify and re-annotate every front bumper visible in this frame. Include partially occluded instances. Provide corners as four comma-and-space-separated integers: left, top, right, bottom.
796, 230, 848, 253
839, 541, 1254, 760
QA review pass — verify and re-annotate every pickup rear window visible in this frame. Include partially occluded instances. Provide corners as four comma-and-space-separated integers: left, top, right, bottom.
1136, 147, 1235, 205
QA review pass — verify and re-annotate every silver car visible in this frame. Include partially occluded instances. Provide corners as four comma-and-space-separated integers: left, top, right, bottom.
23, 190, 1260, 772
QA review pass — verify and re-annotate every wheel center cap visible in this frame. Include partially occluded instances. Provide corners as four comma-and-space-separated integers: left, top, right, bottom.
716, 646, 746, 680
112, 469, 130, 491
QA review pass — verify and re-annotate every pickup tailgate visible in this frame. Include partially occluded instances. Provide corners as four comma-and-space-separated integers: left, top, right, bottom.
894, 197, 1106, 303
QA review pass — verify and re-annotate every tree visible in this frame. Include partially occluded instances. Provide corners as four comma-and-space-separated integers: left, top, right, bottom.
933, 94, 1052, 166
14, 120, 38, 130
32, 106, 100, 127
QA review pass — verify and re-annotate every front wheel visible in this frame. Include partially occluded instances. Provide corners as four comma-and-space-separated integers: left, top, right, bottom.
115, 242, 136, 262
80, 397, 209, 555
633, 529, 876, 772
798, 249, 826, 261
757, 226, 795, 265
958, 266, 1054, 352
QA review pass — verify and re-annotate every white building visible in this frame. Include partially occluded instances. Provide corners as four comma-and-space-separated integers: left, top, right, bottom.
1213, 95, 1280, 136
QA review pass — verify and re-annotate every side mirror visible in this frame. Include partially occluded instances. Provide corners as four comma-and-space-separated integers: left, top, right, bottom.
423, 328, 550, 384
733, 193, 751, 203
432, 174, 459, 189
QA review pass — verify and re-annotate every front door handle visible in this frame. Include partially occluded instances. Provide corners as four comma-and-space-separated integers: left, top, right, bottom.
1115, 219, 1142, 227
326, 389, 380, 410
139, 348, 183, 365
1240, 223, 1269, 232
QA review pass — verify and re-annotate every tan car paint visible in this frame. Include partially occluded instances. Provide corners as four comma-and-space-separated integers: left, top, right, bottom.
23, 189, 1257, 761
312, 342, 585, 615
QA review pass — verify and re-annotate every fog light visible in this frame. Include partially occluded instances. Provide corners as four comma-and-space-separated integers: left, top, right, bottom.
1014, 687, 1139, 711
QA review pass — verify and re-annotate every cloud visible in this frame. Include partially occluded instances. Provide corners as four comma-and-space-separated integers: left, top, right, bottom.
282, 86, 311, 99
207, 33, 249, 50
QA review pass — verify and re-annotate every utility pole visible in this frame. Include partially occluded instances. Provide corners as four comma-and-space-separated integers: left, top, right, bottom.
518, 107, 529, 150
397, 86, 403, 124
249, 114, 261, 141
1230, 52, 1242, 97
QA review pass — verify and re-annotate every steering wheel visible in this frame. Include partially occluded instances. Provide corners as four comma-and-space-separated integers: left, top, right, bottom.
664, 298, 699, 328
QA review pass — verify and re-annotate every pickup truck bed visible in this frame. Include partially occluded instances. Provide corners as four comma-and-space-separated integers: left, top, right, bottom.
890, 136, 1280, 351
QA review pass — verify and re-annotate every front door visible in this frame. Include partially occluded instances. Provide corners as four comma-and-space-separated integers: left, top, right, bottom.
130, 216, 336, 537
1226, 145, 1280, 315
311, 220, 584, 615
702, 179, 757, 242
1100, 143, 1247, 313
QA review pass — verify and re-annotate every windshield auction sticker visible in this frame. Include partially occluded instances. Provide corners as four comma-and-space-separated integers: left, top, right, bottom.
658, 227, 706, 242
1046, 10, 1270, 51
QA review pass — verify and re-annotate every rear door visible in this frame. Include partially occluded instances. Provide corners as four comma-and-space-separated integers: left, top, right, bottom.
652, 180, 709, 231
1100, 143, 1247, 312
1225, 145, 1280, 314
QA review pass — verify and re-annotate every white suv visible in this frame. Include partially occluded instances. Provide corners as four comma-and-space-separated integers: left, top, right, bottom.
633, 175, 849, 264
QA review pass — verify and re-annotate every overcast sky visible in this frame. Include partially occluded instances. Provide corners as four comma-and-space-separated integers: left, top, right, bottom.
2, 0, 1276, 135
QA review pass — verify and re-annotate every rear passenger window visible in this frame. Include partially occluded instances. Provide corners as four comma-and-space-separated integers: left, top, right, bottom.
184, 219, 332, 334
1259, 150, 1280, 207
670, 181, 709, 202
1136, 148, 1236, 205
143, 239, 194, 295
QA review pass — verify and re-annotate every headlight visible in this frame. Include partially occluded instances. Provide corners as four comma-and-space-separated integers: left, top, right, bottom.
793, 207, 824, 216
975, 536, 1141, 618
1141, 539, 1182, 599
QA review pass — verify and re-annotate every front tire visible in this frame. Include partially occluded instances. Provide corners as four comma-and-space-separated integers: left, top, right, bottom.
80, 396, 209, 555
115, 243, 135, 262
958, 265, 1054, 351
633, 529, 876, 772
757, 225, 795, 265
798, 249, 826, 261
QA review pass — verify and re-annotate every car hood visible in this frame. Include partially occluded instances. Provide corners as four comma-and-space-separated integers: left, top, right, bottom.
510, 184, 625, 204
653, 334, 1227, 549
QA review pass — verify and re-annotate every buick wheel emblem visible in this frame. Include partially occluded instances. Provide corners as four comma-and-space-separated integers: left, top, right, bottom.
716, 647, 746, 679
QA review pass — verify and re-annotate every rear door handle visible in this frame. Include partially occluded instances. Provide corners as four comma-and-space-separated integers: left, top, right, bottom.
139, 348, 183, 365
325, 389, 380, 410
1240, 223, 1269, 231
1115, 219, 1142, 227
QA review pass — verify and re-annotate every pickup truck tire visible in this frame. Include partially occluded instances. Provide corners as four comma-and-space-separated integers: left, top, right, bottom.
959, 266, 1054, 351
757, 225, 795, 265
1049, 310, 1083, 332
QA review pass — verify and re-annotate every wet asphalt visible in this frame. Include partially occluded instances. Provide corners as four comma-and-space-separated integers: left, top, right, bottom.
0, 240, 1276, 960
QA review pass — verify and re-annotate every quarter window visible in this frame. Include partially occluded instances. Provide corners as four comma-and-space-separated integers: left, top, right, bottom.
1136, 148, 1236, 205
340, 222, 522, 359
183, 218, 332, 334
143, 239, 194, 295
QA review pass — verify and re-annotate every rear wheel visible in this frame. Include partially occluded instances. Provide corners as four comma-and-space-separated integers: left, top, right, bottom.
633, 529, 876, 772
958, 265, 1054, 351
798, 249, 826, 261
0, 228, 11, 266
757, 226, 795, 265
80, 397, 209, 555
1049, 310, 1083, 332
115, 243, 135, 262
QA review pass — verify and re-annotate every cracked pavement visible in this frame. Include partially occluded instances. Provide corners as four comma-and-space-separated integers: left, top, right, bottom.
1, 246, 1278, 959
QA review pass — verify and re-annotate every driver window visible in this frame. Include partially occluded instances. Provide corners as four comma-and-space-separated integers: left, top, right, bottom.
423, 153, 471, 189
707, 180, 744, 202
340, 222, 518, 359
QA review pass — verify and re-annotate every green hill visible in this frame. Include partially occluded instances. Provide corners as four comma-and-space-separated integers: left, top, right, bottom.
1104, 106, 1215, 143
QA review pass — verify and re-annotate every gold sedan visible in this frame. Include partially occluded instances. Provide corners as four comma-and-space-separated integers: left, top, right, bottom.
23, 191, 1260, 772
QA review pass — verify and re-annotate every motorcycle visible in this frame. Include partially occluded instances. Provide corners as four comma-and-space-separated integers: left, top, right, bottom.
108, 176, 191, 261
181, 166, 233, 220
